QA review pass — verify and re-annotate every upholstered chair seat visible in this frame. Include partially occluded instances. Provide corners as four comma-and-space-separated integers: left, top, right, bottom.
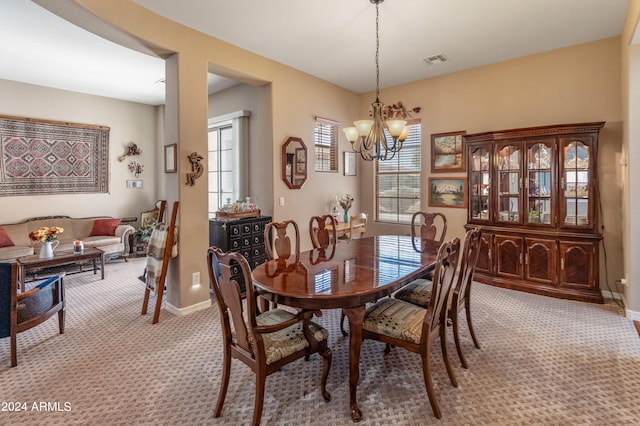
363, 298, 427, 344
394, 278, 433, 308
232, 308, 329, 365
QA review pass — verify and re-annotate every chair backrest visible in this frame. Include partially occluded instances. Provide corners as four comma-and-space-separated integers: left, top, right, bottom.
424, 238, 460, 331
411, 211, 447, 251
453, 226, 482, 301
349, 212, 368, 240
207, 247, 259, 357
309, 215, 337, 248
264, 220, 300, 261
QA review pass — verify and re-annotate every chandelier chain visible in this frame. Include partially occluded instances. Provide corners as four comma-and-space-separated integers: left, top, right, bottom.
375, 1, 380, 98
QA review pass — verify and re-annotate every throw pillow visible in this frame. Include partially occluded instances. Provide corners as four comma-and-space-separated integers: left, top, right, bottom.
89, 218, 122, 237
0, 225, 14, 248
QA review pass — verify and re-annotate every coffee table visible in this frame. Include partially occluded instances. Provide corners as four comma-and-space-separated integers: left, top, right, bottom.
17, 247, 105, 291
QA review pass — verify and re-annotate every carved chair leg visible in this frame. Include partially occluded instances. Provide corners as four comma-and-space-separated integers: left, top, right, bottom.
340, 311, 348, 336
465, 300, 481, 349
320, 344, 332, 402
450, 307, 468, 369
214, 344, 231, 418
440, 327, 458, 388
421, 352, 441, 419
253, 369, 267, 426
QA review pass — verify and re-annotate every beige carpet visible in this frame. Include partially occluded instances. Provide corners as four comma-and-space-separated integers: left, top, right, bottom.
1, 257, 639, 425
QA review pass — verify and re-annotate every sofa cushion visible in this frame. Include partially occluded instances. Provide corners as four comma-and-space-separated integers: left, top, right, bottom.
0, 226, 14, 248
89, 218, 122, 237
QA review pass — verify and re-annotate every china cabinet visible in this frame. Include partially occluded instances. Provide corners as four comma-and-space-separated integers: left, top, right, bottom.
465, 122, 604, 303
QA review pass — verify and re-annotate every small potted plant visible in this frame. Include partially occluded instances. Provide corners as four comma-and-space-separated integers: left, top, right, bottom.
134, 220, 156, 255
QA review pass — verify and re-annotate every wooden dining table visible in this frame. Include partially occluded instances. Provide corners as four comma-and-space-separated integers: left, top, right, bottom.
251, 235, 438, 422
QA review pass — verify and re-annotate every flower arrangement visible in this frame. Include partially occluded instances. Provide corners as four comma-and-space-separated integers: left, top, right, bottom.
29, 226, 64, 242
381, 101, 421, 120
339, 194, 354, 213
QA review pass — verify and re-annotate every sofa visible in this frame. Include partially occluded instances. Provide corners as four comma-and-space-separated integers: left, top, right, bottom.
0, 216, 135, 262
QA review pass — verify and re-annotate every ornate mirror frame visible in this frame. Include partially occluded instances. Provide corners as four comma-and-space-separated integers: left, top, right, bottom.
282, 136, 307, 189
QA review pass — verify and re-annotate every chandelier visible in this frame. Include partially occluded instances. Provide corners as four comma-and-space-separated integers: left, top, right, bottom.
342, 0, 409, 161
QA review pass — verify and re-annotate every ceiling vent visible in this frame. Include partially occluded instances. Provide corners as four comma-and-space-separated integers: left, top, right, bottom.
422, 54, 448, 65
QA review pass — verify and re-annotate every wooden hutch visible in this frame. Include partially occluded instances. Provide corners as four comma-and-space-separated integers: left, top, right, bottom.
465, 122, 604, 303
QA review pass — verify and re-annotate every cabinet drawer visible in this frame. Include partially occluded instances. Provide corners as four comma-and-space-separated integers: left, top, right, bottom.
242, 223, 252, 235
229, 238, 242, 251
252, 233, 264, 246
229, 223, 242, 237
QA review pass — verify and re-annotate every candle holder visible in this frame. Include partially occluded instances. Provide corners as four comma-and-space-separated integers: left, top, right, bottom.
73, 240, 84, 254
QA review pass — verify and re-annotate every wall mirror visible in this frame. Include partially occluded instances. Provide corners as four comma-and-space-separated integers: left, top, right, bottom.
282, 136, 307, 189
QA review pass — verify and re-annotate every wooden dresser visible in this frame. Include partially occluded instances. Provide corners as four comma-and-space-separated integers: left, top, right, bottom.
465, 122, 604, 303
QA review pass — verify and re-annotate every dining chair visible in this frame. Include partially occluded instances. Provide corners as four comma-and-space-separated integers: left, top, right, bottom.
309, 215, 337, 250
0, 262, 65, 367
207, 247, 332, 426
309, 215, 350, 334
264, 219, 300, 261
409, 211, 448, 282
348, 212, 368, 240
361, 238, 461, 419
395, 227, 483, 368
449, 226, 482, 369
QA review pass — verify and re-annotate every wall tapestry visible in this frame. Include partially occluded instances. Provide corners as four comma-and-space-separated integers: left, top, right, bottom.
0, 115, 109, 196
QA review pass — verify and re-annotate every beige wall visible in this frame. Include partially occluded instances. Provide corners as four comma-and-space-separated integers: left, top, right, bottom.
621, 0, 640, 317
76, 0, 360, 311
9, 0, 630, 314
360, 37, 623, 293
0, 79, 158, 223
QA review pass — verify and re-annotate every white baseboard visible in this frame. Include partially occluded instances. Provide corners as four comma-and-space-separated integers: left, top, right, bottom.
627, 309, 640, 321
601, 289, 640, 320
165, 298, 212, 317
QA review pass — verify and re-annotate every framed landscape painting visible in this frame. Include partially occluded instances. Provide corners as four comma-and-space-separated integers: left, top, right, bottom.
428, 177, 467, 208
431, 130, 466, 173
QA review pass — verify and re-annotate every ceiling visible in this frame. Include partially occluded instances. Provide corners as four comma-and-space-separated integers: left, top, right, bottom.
0, 0, 629, 106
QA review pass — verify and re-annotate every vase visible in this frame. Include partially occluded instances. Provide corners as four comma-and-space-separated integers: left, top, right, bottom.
39, 240, 59, 259
343, 211, 349, 223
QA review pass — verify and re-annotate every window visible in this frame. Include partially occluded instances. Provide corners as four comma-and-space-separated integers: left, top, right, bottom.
207, 110, 250, 218
208, 122, 234, 216
375, 121, 422, 224
314, 117, 338, 172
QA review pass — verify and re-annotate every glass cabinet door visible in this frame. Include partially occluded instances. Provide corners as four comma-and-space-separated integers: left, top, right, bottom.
469, 145, 491, 222
561, 138, 592, 227
497, 143, 521, 223
526, 141, 553, 225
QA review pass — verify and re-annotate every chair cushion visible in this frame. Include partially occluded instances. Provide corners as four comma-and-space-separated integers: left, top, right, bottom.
235, 309, 329, 365
394, 278, 433, 308
363, 298, 426, 345
0, 226, 14, 248
89, 218, 122, 236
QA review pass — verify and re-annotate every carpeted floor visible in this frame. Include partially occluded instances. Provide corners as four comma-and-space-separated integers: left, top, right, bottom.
1, 257, 639, 425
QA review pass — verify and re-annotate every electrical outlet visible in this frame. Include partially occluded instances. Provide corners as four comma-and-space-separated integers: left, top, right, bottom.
192, 271, 200, 286
279, 196, 285, 206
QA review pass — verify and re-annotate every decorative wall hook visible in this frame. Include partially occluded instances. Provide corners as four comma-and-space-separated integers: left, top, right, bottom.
118, 142, 142, 162
186, 152, 203, 186
128, 161, 144, 177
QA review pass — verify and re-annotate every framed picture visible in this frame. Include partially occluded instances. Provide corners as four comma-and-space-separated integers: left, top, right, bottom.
164, 143, 177, 173
295, 148, 306, 174
344, 151, 356, 176
126, 180, 143, 189
431, 131, 466, 173
428, 177, 467, 208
